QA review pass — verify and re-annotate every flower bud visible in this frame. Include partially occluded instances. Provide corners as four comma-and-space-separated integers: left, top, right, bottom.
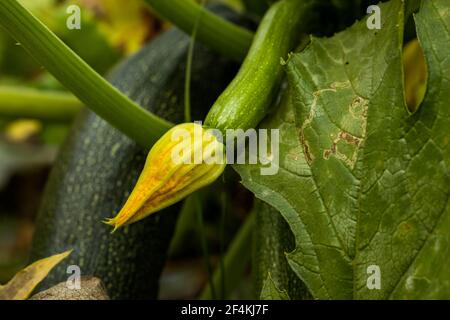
105, 123, 226, 230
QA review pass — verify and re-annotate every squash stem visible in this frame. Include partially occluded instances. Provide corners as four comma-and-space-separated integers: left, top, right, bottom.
144, 0, 254, 61
0, 0, 172, 149
199, 211, 255, 300
195, 195, 217, 300
184, 0, 205, 123
204, 0, 313, 132
168, 195, 199, 256
0, 86, 82, 121
218, 190, 227, 299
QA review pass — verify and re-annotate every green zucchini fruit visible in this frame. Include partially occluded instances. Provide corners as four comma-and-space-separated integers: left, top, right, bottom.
205, 0, 313, 133
253, 200, 311, 300
30, 5, 248, 300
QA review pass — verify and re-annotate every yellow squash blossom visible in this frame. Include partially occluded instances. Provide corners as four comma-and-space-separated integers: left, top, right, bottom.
105, 123, 226, 230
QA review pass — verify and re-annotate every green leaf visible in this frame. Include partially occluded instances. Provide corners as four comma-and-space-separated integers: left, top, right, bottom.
235, 0, 450, 299
260, 273, 290, 300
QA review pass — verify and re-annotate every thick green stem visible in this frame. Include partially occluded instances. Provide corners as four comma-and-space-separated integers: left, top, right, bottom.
199, 212, 255, 300
196, 195, 217, 299
0, 0, 171, 149
168, 195, 199, 256
144, 0, 254, 61
0, 86, 82, 121
205, 0, 312, 132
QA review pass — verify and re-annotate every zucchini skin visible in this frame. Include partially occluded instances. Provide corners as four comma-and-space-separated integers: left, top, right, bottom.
30, 7, 245, 300
253, 200, 311, 300
205, 0, 312, 132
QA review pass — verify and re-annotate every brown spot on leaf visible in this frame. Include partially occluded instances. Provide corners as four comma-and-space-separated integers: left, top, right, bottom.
323, 131, 364, 169
300, 132, 314, 164
339, 131, 361, 146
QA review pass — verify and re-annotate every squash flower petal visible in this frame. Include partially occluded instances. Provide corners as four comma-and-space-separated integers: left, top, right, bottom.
105, 123, 226, 230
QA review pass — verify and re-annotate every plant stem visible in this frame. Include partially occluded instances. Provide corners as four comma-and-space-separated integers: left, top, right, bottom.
0, 86, 82, 121
168, 195, 199, 256
0, 0, 172, 149
195, 195, 216, 300
184, 34, 194, 123
144, 0, 254, 61
219, 190, 227, 299
184, 0, 205, 123
204, 0, 312, 133
199, 211, 255, 300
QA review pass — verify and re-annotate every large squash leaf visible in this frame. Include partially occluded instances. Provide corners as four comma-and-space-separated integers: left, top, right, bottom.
235, 0, 449, 299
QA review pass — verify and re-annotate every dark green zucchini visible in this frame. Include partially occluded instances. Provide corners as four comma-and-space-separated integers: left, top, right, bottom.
30, 6, 247, 300
253, 200, 311, 300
